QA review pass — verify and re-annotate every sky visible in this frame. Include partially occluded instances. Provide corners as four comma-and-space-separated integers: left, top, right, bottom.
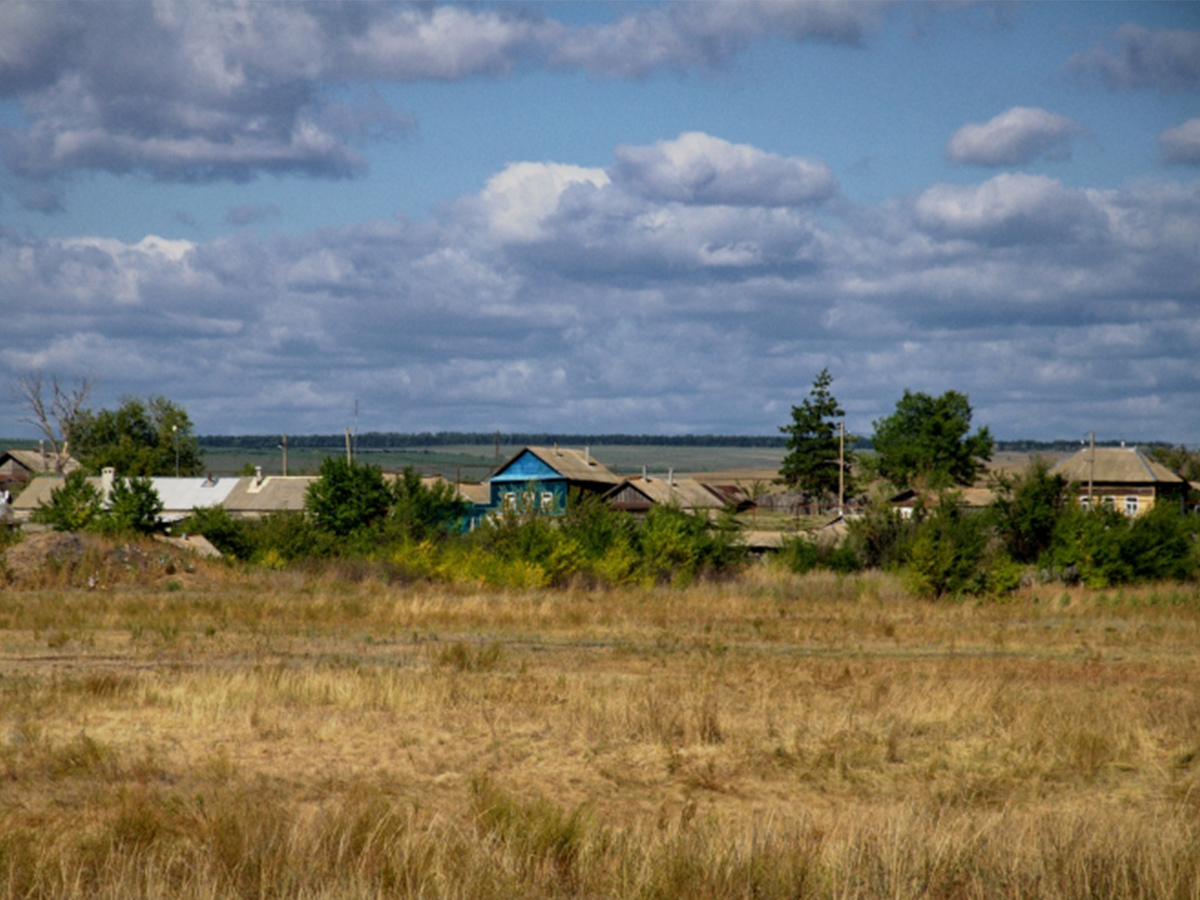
1, 1, 1198, 444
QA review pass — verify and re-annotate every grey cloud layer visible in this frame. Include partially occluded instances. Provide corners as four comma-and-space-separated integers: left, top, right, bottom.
0, 1, 882, 194
1066, 24, 1200, 92
1160, 119, 1200, 166
3, 135, 1198, 440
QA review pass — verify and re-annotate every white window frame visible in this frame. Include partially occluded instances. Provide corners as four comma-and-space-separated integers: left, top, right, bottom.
1124, 496, 1138, 516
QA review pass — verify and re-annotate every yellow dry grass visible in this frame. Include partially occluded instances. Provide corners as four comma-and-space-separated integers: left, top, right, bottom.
1, 559, 1199, 898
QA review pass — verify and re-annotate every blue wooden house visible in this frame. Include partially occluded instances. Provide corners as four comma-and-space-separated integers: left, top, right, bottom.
487, 446, 620, 516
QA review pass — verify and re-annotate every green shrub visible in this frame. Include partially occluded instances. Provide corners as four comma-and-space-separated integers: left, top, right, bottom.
31, 471, 102, 532
775, 535, 819, 574
100, 475, 163, 535
1123, 503, 1198, 582
904, 494, 989, 598
387, 467, 471, 541
1048, 505, 1133, 588
991, 459, 1071, 564
243, 512, 338, 563
305, 457, 391, 537
179, 505, 253, 560
638, 506, 744, 586
845, 497, 918, 570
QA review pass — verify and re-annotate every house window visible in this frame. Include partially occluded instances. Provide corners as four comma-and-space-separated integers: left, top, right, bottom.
1124, 496, 1138, 516
540, 491, 555, 512
502, 492, 517, 511
1102, 496, 1115, 511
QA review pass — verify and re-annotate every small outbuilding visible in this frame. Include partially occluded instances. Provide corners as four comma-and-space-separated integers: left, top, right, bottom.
0, 449, 81, 491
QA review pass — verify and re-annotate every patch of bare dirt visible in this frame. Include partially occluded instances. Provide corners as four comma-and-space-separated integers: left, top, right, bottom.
2, 530, 93, 583
2, 531, 208, 589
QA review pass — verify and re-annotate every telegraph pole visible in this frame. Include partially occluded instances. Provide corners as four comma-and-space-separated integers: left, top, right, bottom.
1088, 431, 1095, 507
838, 421, 845, 518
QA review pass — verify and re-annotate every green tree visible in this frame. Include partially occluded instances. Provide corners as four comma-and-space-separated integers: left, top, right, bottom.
870, 390, 993, 489
388, 467, 471, 541
904, 494, 989, 598
990, 459, 1072, 564
31, 470, 102, 532
305, 457, 392, 537
777, 369, 855, 503
180, 505, 254, 560
74, 396, 203, 476
102, 476, 164, 535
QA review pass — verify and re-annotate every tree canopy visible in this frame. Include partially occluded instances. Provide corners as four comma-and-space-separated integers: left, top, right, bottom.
74, 396, 203, 476
870, 390, 993, 489
305, 458, 393, 537
777, 369, 855, 501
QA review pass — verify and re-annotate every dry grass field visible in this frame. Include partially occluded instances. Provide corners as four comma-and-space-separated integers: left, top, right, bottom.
1, 551, 1199, 898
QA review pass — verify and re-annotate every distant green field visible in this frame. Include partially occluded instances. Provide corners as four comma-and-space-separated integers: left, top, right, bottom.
197, 443, 789, 481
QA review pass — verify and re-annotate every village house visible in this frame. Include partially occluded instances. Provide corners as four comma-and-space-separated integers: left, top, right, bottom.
0, 448, 81, 493
603, 472, 728, 516
485, 446, 621, 516
1051, 446, 1187, 516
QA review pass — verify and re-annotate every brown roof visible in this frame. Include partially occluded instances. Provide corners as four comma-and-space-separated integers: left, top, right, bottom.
10, 476, 67, 513
498, 446, 620, 486
607, 476, 726, 510
890, 486, 995, 508
454, 482, 491, 505
1051, 447, 1183, 485
2, 449, 81, 475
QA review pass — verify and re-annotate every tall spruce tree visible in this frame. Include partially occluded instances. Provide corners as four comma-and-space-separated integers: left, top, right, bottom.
777, 369, 855, 503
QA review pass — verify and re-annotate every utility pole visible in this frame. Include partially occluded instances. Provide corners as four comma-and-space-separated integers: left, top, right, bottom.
280, 434, 289, 476
173, 424, 179, 478
1088, 431, 1095, 507
838, 420, 845, 519
345, 427, 352, 464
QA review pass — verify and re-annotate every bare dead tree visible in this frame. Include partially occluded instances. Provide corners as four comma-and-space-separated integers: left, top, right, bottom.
13, 370, 96, 473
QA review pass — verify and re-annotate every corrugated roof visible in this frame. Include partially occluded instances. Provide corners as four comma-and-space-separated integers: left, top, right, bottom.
1051, 447, 1183, 485
497, 447, 620, 485
151, 476, 240, 511
12, 474, 242, 516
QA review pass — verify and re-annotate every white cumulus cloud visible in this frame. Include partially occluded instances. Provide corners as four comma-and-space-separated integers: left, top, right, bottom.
945, 107, 1087, 167
611, 132, 837, 206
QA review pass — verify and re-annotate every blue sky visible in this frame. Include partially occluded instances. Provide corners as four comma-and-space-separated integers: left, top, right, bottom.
1, 1, 1198, 442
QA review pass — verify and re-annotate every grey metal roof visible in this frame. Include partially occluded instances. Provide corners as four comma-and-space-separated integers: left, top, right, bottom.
150, 476, 240, 512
